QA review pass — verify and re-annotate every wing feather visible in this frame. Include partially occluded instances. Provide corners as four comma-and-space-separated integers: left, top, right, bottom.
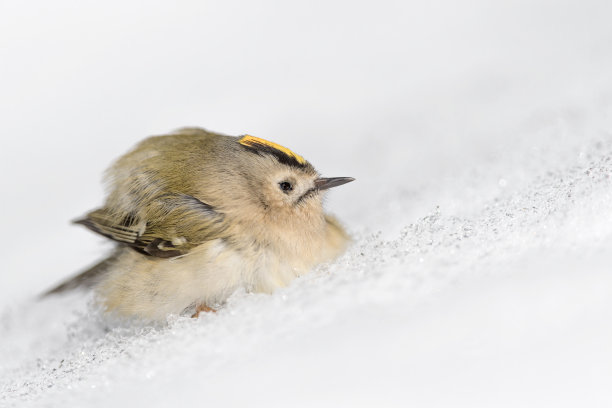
75, 194, 225, 258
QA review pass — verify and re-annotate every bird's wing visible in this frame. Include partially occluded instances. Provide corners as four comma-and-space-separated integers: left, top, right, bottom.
75, 194, 226, 258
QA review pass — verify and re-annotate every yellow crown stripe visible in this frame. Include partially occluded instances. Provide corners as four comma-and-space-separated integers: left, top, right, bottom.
239, 135, 306, 165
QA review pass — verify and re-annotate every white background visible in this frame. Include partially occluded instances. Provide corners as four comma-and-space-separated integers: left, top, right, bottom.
1, 1, 612, 406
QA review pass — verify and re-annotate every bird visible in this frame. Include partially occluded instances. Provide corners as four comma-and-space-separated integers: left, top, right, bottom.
44, 128, 354, 320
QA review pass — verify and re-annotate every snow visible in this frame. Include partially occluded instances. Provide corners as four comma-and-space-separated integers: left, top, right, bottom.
2, 0, 612, 406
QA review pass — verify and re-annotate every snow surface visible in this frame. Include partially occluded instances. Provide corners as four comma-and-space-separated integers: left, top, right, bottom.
2, 0, 612, 406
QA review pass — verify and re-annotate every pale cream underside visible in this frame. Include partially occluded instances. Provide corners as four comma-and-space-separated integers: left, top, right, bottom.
97, 218, 348, 320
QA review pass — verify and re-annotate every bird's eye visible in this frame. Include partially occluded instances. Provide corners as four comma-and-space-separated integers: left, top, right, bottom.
279, 181, 293, 193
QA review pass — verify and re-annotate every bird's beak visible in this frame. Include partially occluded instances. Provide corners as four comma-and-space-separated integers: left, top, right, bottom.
314, 177, 355, 191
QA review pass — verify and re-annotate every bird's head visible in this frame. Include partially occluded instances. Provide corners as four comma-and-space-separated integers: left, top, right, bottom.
235, 135, 354, 220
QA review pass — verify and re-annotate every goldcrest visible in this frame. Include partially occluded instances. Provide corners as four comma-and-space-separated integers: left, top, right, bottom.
45, 128, 354, 320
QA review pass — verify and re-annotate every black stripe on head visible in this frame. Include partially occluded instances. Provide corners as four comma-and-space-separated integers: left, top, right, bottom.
240, 142, 307, 168
238, 135, 308, 169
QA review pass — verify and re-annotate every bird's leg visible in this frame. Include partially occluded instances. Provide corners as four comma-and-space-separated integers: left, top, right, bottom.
191, 304, 216, 318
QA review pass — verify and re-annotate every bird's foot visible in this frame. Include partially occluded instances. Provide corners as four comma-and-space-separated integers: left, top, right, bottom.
191, 304, 216, 318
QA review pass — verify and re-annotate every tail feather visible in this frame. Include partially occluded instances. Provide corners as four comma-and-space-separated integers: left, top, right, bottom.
41, 253, 118, 298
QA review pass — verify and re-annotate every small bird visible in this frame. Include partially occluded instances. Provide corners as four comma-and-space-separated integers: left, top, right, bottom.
45, 128, 354, 320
